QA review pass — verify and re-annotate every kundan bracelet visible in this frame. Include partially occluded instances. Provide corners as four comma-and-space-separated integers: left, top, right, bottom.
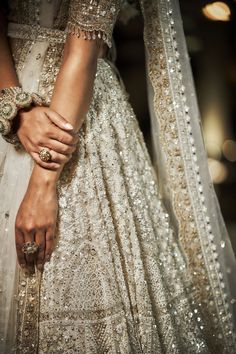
0, 86, 45, 145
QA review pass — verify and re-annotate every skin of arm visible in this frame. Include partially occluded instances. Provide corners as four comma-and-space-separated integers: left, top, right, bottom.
0, 9, 19, 88
31, 34, 101, 182
15, 34, 103, 272
0, 7, 79, 170
0, 6, 102, 271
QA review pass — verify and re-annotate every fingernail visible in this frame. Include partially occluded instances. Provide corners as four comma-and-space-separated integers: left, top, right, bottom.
45, 255, 51, 262
64, 123, 73, 130
29, 266, 35, 273
37, 263, 44, 272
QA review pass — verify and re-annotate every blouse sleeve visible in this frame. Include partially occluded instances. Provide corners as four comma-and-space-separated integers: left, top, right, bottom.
67, 0, 121, 48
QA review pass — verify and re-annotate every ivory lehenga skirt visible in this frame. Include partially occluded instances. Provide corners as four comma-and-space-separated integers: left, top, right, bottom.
15, 58, 209, 353
0, 24, 235, 354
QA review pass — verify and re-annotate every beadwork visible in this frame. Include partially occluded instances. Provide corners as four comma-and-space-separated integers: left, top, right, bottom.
0, 87, 45, 145
2, 0, 235, 353
22, 241, 39, 255
39, 148, 52, 162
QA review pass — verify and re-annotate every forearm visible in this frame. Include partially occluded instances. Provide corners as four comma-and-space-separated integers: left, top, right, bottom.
50, 38, 99, 131
30, 35, 101, 185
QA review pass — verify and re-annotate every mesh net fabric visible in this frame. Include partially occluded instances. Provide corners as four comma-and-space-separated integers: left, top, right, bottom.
142, 0, 236, 347
0, 0, 236, 352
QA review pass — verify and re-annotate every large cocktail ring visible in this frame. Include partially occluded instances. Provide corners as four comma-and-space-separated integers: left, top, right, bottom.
39, 148, 52, 162
22, 241, 39, 255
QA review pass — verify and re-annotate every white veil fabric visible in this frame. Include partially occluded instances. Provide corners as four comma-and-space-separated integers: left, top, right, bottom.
140, 0, 236, 351
0, 0, 236, 352
0, 142, 31, 352
0, 3, 56, 352
0, 42, 49, 352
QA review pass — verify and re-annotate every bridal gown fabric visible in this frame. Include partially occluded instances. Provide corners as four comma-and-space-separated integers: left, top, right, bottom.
0, 0, 236, 353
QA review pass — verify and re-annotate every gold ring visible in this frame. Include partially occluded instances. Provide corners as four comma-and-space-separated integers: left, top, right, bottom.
22, 241, 39, 255
39, 148, 52, 162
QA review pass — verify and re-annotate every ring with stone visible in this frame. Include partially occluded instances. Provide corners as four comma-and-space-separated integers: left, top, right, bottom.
39, 148, 52, 162
22, 241, 39, 255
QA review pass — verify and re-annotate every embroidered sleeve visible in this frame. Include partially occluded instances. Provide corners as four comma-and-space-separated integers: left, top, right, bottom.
67, 0, 121, 48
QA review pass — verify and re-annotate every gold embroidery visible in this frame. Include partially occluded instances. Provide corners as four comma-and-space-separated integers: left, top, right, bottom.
140, 0, 235, 351
16, 271, 41, 354
5, 0, 235, 352
67, 0, 121, 47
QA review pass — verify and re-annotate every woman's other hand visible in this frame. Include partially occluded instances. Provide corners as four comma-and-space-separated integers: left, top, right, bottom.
16, 106, 79, 170
15, 176, 58, 272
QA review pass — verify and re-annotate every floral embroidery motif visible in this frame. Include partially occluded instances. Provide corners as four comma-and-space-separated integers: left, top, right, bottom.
67, 0, 121, 47
140, 0, 235, 351
5, 0, 236, 353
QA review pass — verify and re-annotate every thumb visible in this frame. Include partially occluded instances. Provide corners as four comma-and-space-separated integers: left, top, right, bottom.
45, 109, 74, 131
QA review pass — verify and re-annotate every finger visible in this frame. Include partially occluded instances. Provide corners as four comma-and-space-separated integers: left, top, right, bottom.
19, 136, 34, 153
15, 228, 27, 269
32, 152, 61, 171
35, 230, 46, 272
25, 140, 38, 155
50, 126, 77, 145
27, 139, 72, 167
45, 110, 74, 131
46, 139, 78, 155
24, 230, 36, 272
45, 229, 55, 263
48, 150, 72, 164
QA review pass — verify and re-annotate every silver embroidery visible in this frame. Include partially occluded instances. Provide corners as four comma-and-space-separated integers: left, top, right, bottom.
5, 0, 235, 352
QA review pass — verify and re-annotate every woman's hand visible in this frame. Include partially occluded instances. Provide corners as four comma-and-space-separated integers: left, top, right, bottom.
16, 106, 79, 170
15, 177, 58, 272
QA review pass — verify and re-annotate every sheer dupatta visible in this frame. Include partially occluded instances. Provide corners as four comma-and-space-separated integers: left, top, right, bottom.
0, 41, 48, 351
140, 0, 236, 351
0, 0, 236, 352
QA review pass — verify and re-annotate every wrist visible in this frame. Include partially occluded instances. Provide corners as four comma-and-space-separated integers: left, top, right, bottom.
30, 164, 62, 188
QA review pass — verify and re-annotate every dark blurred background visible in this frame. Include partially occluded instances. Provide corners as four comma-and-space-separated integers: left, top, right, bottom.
114, 0, 236, 253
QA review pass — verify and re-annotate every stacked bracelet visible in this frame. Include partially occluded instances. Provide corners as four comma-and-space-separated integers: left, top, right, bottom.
0, 87, 45, 146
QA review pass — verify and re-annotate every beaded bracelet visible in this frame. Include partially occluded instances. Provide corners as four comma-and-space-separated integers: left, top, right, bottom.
0, 87, 45, 146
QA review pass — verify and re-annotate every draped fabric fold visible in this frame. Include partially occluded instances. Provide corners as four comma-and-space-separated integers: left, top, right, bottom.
0, 0, 236, 353
140, 0, 236, 351
0, 42, 48, 354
